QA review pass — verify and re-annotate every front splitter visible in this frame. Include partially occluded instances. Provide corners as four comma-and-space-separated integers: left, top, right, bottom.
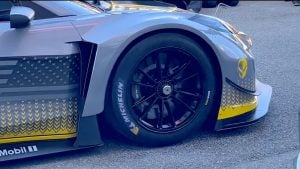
215, 80, 272, 131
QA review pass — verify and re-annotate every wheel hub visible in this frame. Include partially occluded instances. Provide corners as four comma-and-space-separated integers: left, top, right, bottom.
162, 85, 172, 96
156, 81, 174, 98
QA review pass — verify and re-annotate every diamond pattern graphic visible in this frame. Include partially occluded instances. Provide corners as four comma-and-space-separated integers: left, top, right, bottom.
220, 83, 256, 108
1, 55, 80, 88
0, 55, 80, 142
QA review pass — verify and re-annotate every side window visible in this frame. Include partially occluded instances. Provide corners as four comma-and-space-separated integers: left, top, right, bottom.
0, 1, 13, 21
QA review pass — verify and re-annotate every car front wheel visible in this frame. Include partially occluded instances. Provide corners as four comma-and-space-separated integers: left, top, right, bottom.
105, 33, 218, 146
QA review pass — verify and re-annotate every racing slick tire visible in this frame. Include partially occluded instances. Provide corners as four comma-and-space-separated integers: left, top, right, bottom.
105, 33, 218, 146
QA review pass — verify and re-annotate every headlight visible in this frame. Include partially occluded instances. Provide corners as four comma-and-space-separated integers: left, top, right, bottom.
219, 19, 253, 50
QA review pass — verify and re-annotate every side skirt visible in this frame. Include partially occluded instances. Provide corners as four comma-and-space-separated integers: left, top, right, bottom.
0, 139, 100, 162
0, 114, 104, 162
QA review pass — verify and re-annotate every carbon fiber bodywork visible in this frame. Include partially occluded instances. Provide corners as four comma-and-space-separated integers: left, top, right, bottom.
0, 1, 272, 161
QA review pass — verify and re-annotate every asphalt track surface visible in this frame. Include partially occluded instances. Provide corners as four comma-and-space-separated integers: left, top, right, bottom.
1, 1, 300, 169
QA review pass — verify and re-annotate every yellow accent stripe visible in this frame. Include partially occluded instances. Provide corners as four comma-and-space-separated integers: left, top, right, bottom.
217, 97, 257, 120
0, 133, 76, 144
0, 97, 78, 144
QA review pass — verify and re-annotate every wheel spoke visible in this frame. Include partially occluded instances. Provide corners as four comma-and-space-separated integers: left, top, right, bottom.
140, 97, 159, 119
175, 73, 199, 83
174, 89, 201, 98
168, 61, 191, 79
164, 54, 171, 77
138, 68, 156, 84
155, 53, 164, 79
172, 96, 196, 114
164, 100, 176, 127
132, 80, 155, 88
132, 92, 156, 107
156, 99, 164, 129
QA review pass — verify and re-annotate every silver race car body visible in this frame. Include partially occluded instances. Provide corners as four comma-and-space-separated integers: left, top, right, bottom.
0, 1, 271, 161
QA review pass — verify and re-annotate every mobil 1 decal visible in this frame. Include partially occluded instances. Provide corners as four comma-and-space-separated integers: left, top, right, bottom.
0, 145, 38, 157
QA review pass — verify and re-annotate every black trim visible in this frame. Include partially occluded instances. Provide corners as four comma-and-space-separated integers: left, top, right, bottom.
79, 42, 97, 98
74, 43, 103, 147
74, 98, 103, 147
226, 78, 258, 95
215, 109, 258, 131
0, 139, 97, 162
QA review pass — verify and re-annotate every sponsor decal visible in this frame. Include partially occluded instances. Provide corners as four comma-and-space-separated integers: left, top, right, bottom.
0, 145, 38, 157
204, 91, 211, 106
117, 81, 139, 135
238, 58, 248, 79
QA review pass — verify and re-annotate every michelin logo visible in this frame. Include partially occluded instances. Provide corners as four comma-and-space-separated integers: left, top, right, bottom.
0, 145, 38, 157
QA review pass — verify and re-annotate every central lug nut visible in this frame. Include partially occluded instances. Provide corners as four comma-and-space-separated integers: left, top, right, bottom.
162, 85, 172, 96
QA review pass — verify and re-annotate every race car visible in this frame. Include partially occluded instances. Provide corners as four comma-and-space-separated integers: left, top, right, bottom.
0, 0, 272, 161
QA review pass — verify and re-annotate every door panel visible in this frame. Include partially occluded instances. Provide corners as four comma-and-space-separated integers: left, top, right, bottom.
0, 19, 82, 144
0, 20, 81, 57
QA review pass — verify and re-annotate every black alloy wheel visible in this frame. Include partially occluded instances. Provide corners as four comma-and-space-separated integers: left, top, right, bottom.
130, 48, 204, 133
